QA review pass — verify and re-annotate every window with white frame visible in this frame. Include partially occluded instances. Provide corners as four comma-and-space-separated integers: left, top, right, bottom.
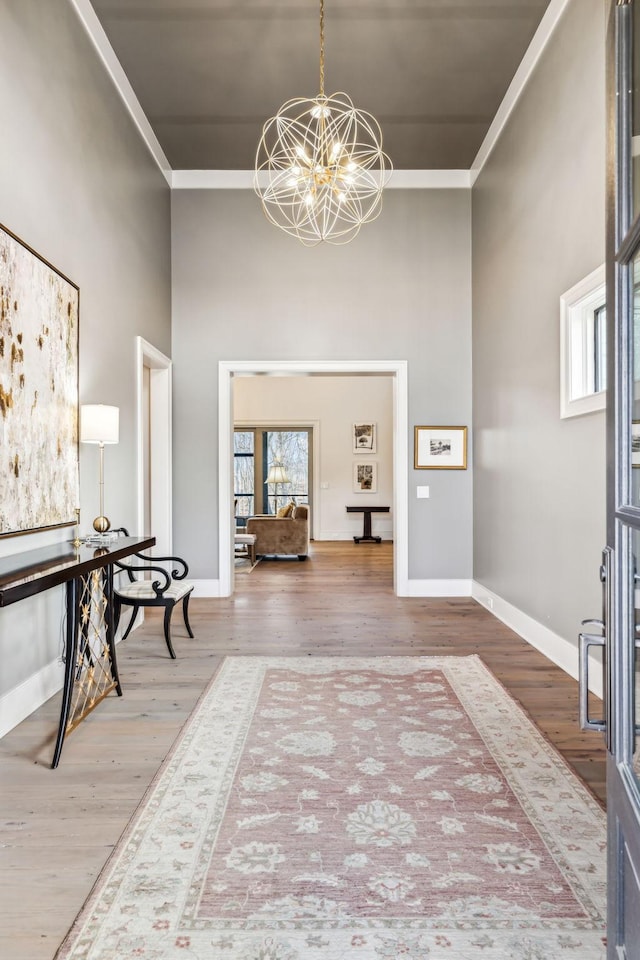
560, 264, 606, 418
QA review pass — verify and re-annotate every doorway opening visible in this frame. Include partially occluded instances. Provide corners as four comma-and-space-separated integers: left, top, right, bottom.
136, 337, 172, 553
218, 360, 409, 597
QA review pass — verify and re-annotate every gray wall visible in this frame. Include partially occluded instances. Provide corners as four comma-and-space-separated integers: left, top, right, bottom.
472, 0, 606, 643
0, 0, 171, 698
171, 188, 473, 582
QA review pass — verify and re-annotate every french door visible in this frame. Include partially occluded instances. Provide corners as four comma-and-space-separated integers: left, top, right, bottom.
595, 2, 640, 954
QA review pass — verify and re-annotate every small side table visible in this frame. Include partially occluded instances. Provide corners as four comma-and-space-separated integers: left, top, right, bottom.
346, 505, 390, 543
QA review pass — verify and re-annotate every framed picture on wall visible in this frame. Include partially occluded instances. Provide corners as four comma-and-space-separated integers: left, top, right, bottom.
353, 462, 377, 493
632, 421, 640, 468
414, 425, 468, 470
0, 222, 79, 536
353, 422, 376, 453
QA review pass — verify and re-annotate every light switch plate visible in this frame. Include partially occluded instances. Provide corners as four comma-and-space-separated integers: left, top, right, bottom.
417, 486, 430, 499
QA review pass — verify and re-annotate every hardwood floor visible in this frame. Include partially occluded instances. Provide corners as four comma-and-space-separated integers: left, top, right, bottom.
0, 541, 606, 960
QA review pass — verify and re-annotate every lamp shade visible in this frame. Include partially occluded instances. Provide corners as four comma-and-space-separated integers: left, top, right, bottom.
80, 404, 119, 444
265, 463, 290, 485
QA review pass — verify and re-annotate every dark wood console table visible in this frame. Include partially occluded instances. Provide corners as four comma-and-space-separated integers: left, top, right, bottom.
346, 505, 390, 543
0, 535, 155, 767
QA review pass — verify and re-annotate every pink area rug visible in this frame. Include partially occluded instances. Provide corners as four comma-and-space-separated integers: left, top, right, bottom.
56, 656, 606, 959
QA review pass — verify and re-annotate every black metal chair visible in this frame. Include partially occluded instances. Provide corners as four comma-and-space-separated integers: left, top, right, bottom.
111, 528, 194, 659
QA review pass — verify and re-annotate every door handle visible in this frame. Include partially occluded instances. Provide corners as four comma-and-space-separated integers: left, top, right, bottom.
578, 546, 610, 736
579, 630, 606, 732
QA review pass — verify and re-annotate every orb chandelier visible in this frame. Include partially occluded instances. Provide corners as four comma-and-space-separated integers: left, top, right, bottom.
254, 0, 392, 246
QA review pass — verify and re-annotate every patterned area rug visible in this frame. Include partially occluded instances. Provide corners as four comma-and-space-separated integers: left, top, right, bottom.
56, 656, 606, 960
235, 556, 262, 574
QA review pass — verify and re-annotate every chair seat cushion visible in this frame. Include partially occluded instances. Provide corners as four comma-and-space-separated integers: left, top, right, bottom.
116, 579, 194, 602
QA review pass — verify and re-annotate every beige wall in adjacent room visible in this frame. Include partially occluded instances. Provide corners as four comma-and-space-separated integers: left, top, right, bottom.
0, 0, 171, 714
234, 375, 394, 540
471, 0, 606, 646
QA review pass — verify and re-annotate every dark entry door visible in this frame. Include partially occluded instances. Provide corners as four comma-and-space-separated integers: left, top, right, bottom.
595, 3, 640, 955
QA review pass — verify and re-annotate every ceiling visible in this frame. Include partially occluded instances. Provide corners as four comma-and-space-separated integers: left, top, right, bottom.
88, 0, 553, 171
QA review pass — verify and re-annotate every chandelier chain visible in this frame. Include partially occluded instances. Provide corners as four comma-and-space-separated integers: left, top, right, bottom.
319, 0, 325, 98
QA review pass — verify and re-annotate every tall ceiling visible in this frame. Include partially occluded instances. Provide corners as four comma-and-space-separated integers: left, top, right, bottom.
88, 0, 552, 171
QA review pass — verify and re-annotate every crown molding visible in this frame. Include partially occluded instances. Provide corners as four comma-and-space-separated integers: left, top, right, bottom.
470, 0, 572, 183
69, 0, 172, 185
171, 169, 472, 190
70, 0, 571, 192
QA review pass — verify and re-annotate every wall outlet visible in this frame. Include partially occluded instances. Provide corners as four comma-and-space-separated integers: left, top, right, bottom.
484, 597, 494, 610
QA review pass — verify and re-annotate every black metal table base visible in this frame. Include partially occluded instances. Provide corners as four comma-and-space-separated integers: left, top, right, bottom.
52, 568, 122, 768
0, 535, 154, 768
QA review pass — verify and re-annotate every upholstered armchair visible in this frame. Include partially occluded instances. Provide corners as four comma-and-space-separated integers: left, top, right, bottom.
246, 503, 309, 560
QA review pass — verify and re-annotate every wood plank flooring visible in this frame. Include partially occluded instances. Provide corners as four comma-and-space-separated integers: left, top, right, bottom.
0, 541, 606, 960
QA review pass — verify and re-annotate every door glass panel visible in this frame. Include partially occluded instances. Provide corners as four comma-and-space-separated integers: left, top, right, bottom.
634, 6, 640, 219
633, 255, 640, 504
632, 529, 640, 781
636, 623, 640, 783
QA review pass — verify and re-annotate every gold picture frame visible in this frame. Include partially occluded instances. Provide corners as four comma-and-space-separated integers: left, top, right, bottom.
0, 223, 79, 536
414, 425, 467, 470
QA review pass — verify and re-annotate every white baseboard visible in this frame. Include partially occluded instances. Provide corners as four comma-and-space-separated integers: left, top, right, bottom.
0, 616, 144, 740
472, 580, 603, 699
2, 576, 600, 739
198, 575, 470, 598
0, 657, 64, 739
406, 579, 472, 597
319, 530, 394, 541
191, 579, 222, 598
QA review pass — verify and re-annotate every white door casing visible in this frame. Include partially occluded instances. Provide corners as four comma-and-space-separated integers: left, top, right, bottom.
218, 360, 409, 597
136, 337, 172, 553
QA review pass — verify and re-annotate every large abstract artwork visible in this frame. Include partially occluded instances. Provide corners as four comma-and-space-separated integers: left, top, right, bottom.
0, 224, 79, 536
